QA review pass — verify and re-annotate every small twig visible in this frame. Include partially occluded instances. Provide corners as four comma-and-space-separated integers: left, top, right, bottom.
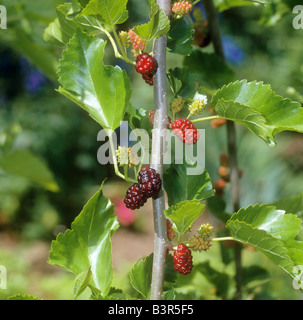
212, 236, 235, 242
191, 115, 219, 123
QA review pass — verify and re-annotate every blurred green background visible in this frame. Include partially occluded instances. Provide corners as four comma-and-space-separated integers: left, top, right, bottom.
0, 0, 303, 299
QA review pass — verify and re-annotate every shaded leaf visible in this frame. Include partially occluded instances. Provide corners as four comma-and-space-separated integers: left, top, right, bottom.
214, 0, 270, 12
167, 67, 196, 98
183, 51, 236, 91
7, 27, 59, 81
271, 192, 303, 218
195, 262, 232, 298
164, 163, 215, 206
0, 150, 59, 192
167, 18, 194, 56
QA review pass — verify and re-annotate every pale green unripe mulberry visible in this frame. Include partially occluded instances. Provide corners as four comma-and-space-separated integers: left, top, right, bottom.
188, 93, 207, 116
119, 31, 130, 48
197, 223, 214, 238
188, 235, 212, 252
116, 146, 140, 167
171, 96, 185, 114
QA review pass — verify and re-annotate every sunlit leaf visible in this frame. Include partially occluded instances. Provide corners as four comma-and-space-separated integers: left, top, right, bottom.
49, 182, 119, 295
226, 204, 303, 279
80, 0, 128, 25
211, 80, 303, 146
129, 254, 153, 299
164, 200, 205, 239
57, 29, 131, 129
134, 0, 170, 41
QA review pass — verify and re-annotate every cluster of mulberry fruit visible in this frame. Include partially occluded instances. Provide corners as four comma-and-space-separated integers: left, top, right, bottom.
188, 223, 213, 252
124, 166, 162, 210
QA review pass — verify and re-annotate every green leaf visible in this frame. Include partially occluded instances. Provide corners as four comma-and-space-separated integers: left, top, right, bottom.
226, 204, 303, 279
7, 294, 41, 300
57, 29, 131, 130
183, 51, 236, 91
163, 163, 215, 206
7, 27, 59, 81
73, 268, 92, 299
49, 182, 119, 295
81, 0, 128, 25
0, 0, 60, 80
134, 1, 170, 42
195, 262, 232, 298
228, 219, 294, 276
43, 3, 102, 46
211, 80, 303, 146
129, 254, 153, 299
259, 1, 290, 26
271, 192, 303, 218
228, 204, 302, 241
206, 196, 231, 223
214, 0, 270, 12
242, 265, 270, 288
164, 200, 205, 239
167, 18, 194, 56
43, 4, 78, 46
92, 287, 138, 300
167, 67, 196, 98
0, 150, 59, 192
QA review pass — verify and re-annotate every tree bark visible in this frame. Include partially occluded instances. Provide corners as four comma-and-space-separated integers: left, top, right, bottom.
150, 0, 171, 300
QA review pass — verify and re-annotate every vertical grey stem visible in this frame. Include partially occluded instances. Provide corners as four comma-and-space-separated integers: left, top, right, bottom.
203, 0, 242, 299
150, 0, 171, 300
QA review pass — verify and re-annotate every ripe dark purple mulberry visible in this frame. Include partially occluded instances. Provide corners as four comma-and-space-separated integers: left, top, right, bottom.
123, 183, 148, 210
137, 165, 162, 198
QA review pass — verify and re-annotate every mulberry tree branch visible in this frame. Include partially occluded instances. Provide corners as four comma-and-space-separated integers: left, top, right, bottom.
150, 0, 171, 301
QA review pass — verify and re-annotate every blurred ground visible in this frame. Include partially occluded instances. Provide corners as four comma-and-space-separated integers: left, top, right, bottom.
0, 189, 219, 300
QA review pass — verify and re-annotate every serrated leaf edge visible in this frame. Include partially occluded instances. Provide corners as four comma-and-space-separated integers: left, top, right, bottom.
226, 219, 295, 278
